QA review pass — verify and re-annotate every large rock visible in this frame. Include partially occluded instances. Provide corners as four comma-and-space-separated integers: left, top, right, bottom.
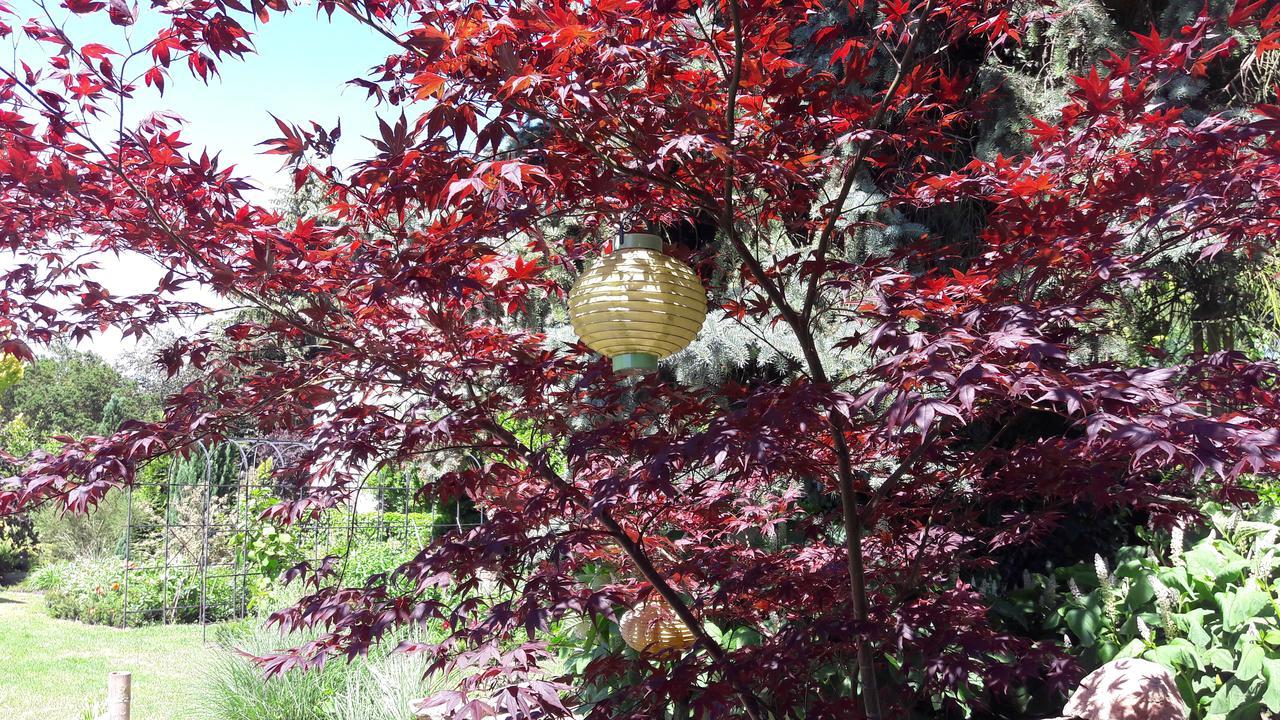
1063, 658, 1188, 720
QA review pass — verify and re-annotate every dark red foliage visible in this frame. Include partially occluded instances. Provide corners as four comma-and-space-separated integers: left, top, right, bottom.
2, 0, 1279, 718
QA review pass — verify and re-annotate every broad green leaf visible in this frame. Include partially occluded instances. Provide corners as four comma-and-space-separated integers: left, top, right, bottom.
1096, 639, 1120, 663
1237, 642, 1265, 681
990, 596, 1039, 631
1194, 674, 1218, 694
1185, 542, 1249, 589
1182, 542, 1226, 580
1207, 680, 1248, 714
1125, 573, 1157, 610
1115, 637, 1146, 660
1263, 659, 1280, 712
726, 627, 762, 650
1174, 673, 1197, 710
1065, 604, 1103, 647
1114, 545, 1150, 569
1219, 587, 1271, 631
1120, 611, 1160, 637
1114, 561, 1153, 584
1039, 610, 1064, 633
1060, 566, 1101, 593
1233, 520, 1278, 542
1144, 638, 1199, 670
1160, 565, 1194, 594
1178, 609, 1215, 649
1204, 647, 1236, 671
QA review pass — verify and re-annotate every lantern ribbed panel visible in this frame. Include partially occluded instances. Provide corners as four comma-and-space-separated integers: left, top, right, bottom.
568, 243, 707, 363
619, 599, 696, 656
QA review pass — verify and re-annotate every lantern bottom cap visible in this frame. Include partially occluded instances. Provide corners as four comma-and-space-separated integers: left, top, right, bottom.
612, 352, 659, 373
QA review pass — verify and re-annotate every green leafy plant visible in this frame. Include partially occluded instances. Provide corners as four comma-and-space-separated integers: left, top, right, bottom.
31, 556, 128, 625
26, 556, 237, 625
248, 523, 300, 578
0, 512, 35, 577
168, 442, 245, 499
235, 488, 304, 581
366, 463, 435, 515
1007, 505, 1280, 719
0, 352, 23, 396
0, 414, 40, 578
244, 531, 431, 615
32, 492, 130, 563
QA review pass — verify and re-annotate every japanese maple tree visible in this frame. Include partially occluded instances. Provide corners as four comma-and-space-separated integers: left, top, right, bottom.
3, 0, 1280, 717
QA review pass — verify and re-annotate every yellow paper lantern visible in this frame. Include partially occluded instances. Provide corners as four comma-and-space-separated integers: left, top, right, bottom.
568, 233, 707, 373
619, 597, 697, 657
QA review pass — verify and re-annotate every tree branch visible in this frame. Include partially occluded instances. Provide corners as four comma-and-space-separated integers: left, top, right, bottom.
711, 2, 886, 714
800, 0, 935, 324
485, 421, 770, 720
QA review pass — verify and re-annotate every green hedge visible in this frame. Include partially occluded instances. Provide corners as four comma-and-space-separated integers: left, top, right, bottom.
318, 510, 449, 544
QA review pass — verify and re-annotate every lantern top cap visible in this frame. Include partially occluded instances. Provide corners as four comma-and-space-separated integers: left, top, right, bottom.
618, 233, 663, 251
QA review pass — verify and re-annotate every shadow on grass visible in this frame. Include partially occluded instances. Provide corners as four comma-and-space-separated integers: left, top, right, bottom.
0, 568, 29, 588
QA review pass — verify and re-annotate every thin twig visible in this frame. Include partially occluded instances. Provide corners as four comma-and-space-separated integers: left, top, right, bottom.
800, 0, 936, 324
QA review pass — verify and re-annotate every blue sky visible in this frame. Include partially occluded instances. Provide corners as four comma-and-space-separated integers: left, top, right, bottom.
4, 2, 400, 359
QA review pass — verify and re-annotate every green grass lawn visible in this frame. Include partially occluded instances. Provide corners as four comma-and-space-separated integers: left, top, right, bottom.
0, 590, 210, 720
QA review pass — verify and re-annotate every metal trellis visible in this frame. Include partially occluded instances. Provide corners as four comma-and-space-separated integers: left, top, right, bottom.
121, 438, 477, 636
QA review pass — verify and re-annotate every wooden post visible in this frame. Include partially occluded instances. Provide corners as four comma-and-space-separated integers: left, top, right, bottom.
106, 672, 131, 720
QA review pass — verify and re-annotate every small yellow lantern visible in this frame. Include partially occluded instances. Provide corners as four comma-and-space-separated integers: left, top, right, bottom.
619, 597, 697, 657
568, 233, 707, 373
